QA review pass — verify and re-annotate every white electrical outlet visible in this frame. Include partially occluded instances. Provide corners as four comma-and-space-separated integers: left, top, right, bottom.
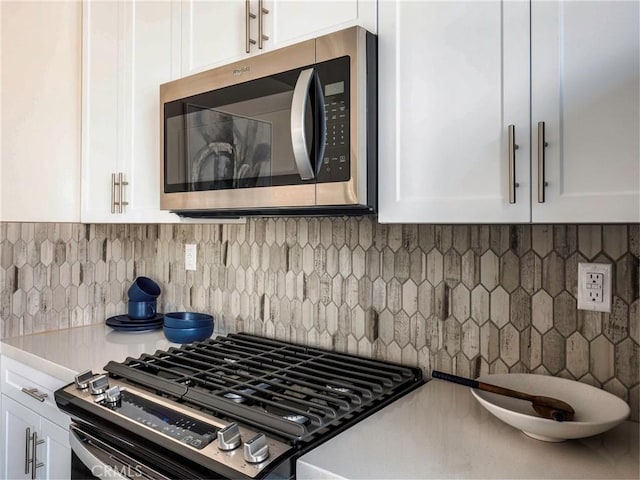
185, 244, 197, 271
577, 262, 612, 312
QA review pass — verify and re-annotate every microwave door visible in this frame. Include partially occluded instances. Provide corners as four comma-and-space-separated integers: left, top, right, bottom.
162, 65, 321, 210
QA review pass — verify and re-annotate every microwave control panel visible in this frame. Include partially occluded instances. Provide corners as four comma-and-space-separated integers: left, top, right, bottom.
317, 57, 351, 184
321, 96, 349, 183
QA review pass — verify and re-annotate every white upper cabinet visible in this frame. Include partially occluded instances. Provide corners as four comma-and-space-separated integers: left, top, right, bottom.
180, 0, 273, 76
379, 0, 640, 224
0, 1, 81, 222
180, 0, 376, 76
272, 0, 376, 46
82, 0, 180, 223
531, 0, 640, 223
378, 0, 530, 223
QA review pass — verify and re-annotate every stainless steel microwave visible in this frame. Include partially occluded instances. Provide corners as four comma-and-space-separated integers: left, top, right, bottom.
160, 27, 376, 217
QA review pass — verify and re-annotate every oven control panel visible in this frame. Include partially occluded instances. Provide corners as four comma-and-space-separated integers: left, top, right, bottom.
63, 377, 292, 478
107, 390, 218, 450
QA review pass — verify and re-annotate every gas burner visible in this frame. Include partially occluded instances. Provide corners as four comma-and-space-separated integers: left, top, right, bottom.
282, 414, 309, 425
326, 384, 354, 395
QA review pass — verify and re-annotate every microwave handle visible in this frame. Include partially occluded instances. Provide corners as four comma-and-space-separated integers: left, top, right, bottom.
291, 68, 316, 180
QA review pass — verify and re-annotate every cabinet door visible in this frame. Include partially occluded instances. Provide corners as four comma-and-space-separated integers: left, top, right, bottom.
121, 0, 181, 223
1, 395, 40, 480
82, 0, 180, 223
181, 0, 271, 75
531, 0, 640, 222
378, 0, 531, 223
39, 418, 70, 480
0, 1, 81, 222
1, 356, 70, 430
272, 0, 376, 46
81, 0, 122, 222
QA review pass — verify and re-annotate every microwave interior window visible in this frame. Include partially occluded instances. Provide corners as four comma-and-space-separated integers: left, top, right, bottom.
164, 57, 350, 194
184, 105, 274, 189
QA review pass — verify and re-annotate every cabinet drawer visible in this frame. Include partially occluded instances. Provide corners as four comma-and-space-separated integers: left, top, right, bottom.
1, 357, 70, 429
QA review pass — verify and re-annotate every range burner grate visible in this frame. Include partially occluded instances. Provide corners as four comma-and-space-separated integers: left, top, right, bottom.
105, 333, 422, 442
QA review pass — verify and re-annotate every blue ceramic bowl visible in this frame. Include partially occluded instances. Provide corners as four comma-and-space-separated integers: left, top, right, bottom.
163, 324, 214, 344
128, 276, 161, 301
163, 312, 214, 329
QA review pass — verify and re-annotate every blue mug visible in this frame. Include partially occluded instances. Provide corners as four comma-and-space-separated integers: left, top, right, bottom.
128, 300, 157, 320
128, 276, 161, 302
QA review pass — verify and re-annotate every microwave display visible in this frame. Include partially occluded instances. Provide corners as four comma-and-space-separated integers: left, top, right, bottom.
325, 81, 344, 96
163, 57, 350, 194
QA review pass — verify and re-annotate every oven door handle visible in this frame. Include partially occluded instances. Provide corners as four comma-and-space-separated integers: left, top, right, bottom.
69, 424, 168, 480
291, 67, 317, 180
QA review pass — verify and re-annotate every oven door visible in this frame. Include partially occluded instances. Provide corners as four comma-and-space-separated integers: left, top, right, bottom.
69, 424, 170, 480
68, 422, 223, 480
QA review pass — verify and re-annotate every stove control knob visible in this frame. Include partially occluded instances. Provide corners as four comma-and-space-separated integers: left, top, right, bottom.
243, 433, 269, 464
74, 370, 94, 390
88, 374, 109, 395
104, 386, 121, 404
217, 422, 241, 451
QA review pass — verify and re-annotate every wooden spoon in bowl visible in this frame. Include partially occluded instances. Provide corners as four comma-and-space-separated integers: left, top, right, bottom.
432, 371, 575, 422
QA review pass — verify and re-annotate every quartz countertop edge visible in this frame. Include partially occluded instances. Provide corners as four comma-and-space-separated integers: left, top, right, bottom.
0, 323, 227, 383
297, 379, 640, 480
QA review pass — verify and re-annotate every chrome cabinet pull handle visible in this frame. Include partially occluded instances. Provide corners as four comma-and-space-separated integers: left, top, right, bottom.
31, 431, 44, 479
290, 68, 316, 180
118, 172, 128, 214
25, 427, 31, 474
537, 121, 548, 203
508, 125, 519, 204
258, 0, 269, 49
113, 172, 120, 213
21, 387, 48, 402
111, 173, 117, 214
245, 0, 250, 53
246, 0, 256, 53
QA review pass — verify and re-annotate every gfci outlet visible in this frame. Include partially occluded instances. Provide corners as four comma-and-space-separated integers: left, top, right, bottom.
185, 244, 197, 271
577, 262, 612, 312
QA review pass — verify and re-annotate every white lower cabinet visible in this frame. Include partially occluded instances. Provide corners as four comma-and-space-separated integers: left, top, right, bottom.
39, 418, 71, 480
2, 395, 41, 480
1, 358, 70, 480
1, 396, 69, 480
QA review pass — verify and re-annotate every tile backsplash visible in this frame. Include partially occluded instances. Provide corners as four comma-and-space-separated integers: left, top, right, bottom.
0, 221, 638, 419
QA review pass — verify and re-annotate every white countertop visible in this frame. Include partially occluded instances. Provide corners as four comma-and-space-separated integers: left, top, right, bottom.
2, 327, 637, 479
297, 380, 639, 480
0, 323, 225, 383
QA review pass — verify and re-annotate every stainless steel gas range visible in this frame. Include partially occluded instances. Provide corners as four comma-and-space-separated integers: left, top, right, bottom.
55, 333, 423, 479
